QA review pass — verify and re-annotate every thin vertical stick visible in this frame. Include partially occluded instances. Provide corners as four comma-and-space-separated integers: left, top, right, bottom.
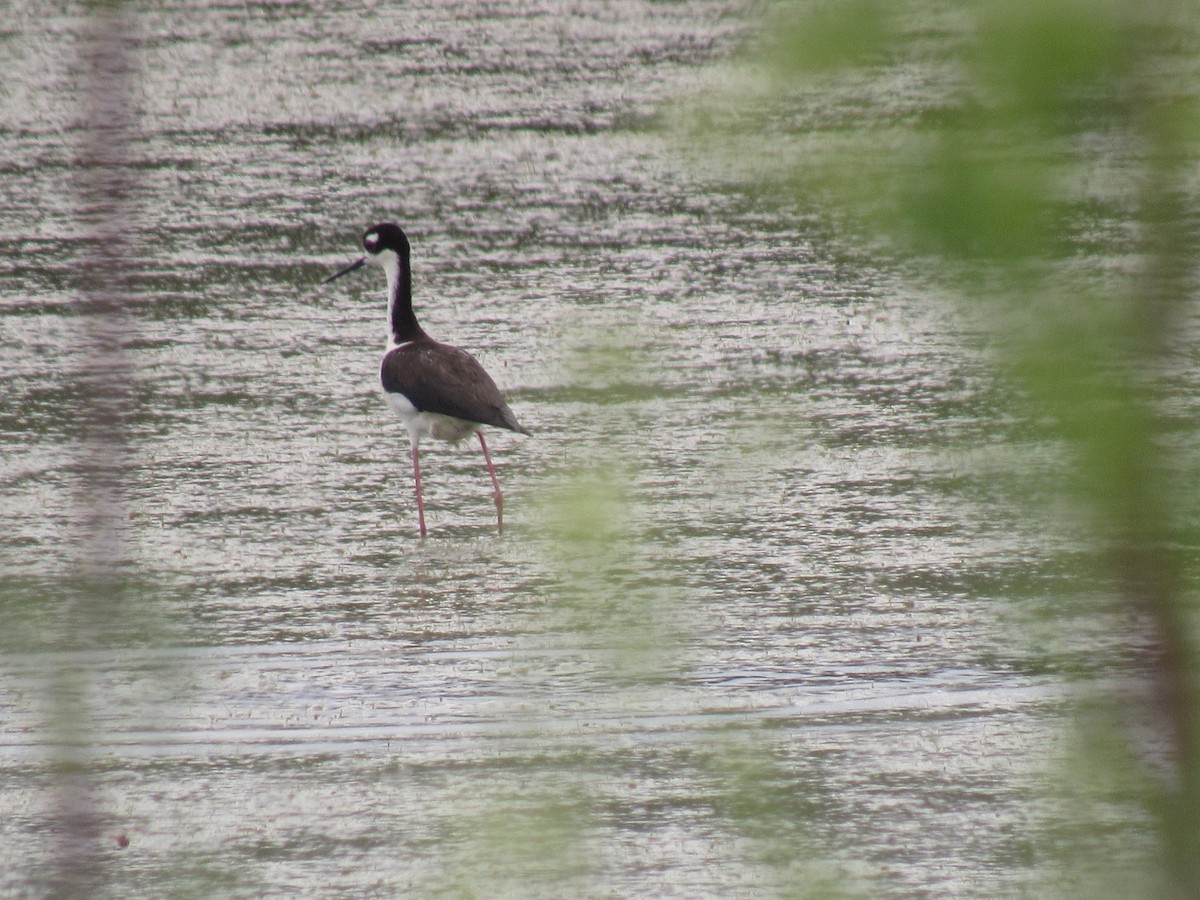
56, 0, 140, 892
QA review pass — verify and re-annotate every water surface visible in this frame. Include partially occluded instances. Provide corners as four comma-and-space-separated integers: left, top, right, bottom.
1, 1, 1109, 896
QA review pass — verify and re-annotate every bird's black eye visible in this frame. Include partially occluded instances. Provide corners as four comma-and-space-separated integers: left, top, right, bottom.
364, 232, 379, 253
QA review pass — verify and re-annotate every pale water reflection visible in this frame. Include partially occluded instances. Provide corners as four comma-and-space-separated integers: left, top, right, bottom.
1, 0, 1102, 896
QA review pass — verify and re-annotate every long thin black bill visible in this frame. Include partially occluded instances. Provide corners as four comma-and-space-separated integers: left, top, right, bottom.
323, 256, 366, 284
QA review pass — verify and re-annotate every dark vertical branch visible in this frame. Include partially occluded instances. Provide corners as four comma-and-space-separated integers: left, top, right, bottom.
50, 0, 141, 893
76, 0, 138, 527
1132, 83, 1200, 894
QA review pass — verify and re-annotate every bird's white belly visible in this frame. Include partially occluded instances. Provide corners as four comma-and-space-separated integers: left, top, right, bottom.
384, 391, 477, 444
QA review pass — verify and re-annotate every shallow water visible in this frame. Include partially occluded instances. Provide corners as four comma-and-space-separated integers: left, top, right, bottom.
0, 1, 1122, 896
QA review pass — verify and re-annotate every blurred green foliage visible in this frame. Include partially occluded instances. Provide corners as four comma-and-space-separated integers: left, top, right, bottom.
713, 0, 1200, 894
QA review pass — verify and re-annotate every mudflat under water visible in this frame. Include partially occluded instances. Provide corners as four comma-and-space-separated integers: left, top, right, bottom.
0, 1, 1130, 896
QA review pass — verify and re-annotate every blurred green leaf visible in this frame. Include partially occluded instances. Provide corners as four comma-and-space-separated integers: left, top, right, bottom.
762, 0, 891, 74
698, 0, 1200, 894
973, 0, 1132, 126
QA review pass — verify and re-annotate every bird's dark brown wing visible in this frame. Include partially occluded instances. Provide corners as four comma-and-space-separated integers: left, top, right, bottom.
381, 340, 530, 435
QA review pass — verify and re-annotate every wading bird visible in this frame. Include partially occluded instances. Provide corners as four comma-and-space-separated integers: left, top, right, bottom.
324, 223, 529, 537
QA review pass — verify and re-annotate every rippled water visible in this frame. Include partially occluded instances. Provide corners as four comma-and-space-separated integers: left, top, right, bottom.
0, 1, 1113, 896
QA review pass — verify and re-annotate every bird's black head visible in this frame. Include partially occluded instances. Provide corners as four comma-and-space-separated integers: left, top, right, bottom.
362, 222, 409, 258
323, 221, 410, 285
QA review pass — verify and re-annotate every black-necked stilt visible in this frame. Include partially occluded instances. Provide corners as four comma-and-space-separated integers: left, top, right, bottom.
324, 222, 530, 537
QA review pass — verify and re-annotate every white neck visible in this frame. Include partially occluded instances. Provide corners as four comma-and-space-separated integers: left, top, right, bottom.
380, 250, 401, 302
379, 250, 402, 349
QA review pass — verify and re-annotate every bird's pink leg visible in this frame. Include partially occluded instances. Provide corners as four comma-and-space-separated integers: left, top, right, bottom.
478, 431, 504, 534
411, 442, 427, 538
